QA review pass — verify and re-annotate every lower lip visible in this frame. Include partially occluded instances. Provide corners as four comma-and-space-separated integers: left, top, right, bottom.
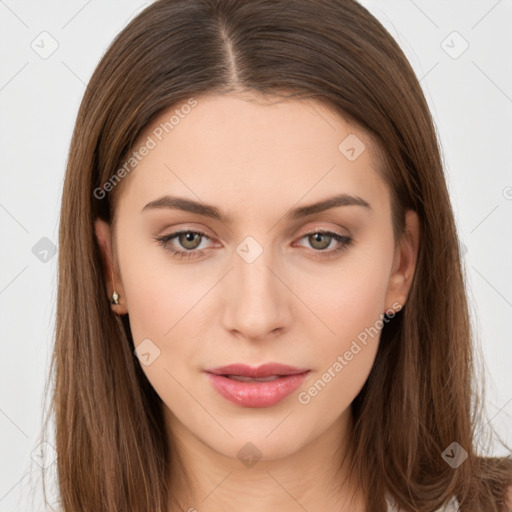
205, 371, 310, 408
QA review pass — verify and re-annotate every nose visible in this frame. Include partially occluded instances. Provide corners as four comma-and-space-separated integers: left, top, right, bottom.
220, 242, 292, 341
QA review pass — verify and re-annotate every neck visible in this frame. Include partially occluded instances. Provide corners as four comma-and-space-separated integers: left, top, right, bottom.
164, 407, 366, 512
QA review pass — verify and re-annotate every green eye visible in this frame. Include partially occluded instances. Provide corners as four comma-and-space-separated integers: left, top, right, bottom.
155, 230, 210, 260
154, 229, 353, 261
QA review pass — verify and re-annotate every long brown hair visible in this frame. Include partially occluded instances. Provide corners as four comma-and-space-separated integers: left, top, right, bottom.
43, 0, 512, 510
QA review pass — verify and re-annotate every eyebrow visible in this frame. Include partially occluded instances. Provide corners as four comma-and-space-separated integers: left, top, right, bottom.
141, 193, 371, 223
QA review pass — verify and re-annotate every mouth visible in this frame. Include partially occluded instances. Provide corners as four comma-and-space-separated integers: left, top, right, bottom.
204, 363, 311, 408
204, 362, 310, 378
221, 374, 286, 382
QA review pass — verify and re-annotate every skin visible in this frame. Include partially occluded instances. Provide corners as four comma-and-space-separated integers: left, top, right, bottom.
95, 91, 420, 512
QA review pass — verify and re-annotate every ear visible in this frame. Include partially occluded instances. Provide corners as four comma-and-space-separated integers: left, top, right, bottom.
94, 218, 128, 315
384, 209, 420, 313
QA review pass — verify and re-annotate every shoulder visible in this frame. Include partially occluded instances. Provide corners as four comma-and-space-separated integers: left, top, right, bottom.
386, 488, 512, 511
385, 493, 459, 511
432, 496, 459, 512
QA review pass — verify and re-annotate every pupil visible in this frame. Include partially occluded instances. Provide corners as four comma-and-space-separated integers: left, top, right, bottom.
312, 233, 329, 249
181, 232, 199, 249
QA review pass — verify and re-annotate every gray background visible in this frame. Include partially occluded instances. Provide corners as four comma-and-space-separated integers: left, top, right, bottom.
1, 1, 511, 510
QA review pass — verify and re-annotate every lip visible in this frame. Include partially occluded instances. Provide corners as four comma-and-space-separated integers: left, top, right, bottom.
205, 363, 310, 378
204, 363, 311, 408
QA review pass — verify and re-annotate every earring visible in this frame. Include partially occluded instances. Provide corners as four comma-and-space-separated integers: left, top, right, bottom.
110, 266, 120, 305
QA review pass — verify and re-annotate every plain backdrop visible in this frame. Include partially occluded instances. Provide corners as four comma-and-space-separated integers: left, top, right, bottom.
1, 1, 511, 510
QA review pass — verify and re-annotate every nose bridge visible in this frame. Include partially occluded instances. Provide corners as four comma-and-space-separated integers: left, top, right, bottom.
222, 235, 290, 338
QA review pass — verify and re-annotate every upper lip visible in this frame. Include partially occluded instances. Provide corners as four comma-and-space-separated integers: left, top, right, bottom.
204, 363, 310, 378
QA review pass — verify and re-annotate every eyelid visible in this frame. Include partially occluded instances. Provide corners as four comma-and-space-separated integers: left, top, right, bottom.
157, 224, 351, 245
296, 225, 350, 238
154, 222, 354, 258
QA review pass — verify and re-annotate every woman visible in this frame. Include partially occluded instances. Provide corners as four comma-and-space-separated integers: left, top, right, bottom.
43, 0, 512, 510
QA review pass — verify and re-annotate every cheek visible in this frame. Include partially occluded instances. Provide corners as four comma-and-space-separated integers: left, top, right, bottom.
294, 248, 392, 347
297, 335, 379, 431
117, 228, 205, 340
295, 270, 387, 421
291, 243, 392, 413
115, 231, 212, 392
119, 255, 210, 421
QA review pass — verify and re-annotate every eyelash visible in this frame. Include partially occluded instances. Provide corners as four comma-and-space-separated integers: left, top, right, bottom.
154, 229, 353, 260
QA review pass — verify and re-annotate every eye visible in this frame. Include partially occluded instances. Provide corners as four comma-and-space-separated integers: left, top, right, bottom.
154, 229, 212, 260
155, 228, 353, 261
294, 230, 353, 258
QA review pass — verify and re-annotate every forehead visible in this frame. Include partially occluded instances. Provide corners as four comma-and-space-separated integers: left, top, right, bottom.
115, 92, 389, 221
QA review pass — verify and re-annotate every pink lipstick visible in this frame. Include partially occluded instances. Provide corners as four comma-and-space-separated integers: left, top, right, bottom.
204, 363, 310, 408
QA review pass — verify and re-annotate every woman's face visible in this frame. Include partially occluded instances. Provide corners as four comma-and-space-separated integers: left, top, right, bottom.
95, 92, 418, 462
